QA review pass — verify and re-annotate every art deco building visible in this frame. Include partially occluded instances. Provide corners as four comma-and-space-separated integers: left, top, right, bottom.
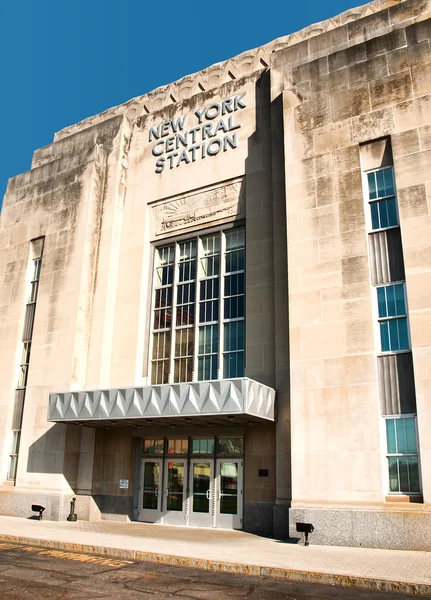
1, 0, 430, 549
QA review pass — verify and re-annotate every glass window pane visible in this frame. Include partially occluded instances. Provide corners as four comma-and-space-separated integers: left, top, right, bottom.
377, 287, 387, 318
220, 462, 238, 514
389, 318, 400, 351
218, 438, 243, 455
225, 229, 245, 251
384, 168, 395, 196
396, 419, 407, 454
143, 462, 160, 510
388, 457, 399, 492
192, 462, 211, 513
386, 419, 396, 454
376, 170, 385, 197
408, 457, 420, 493
380, 321, 390, 352
371, 203, 379, 229
387, 198, 398, 226
398, 456, 409, 492
397, 318, 409, 350
380, 200, 389, 228
386, 285, 396, 316
368, 172, 377, 200
143, 440, 164, 455
166, 462, 184, 511
405, 418, 417, 453
394, 284, 406, 315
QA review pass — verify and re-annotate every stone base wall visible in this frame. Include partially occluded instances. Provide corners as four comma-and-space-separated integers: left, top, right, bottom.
0, 490, 133, 523
289, 506, 431, 550
243, 502, 274, 536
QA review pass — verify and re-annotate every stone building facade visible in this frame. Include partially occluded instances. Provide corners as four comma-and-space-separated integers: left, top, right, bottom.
1, 0, 431, 549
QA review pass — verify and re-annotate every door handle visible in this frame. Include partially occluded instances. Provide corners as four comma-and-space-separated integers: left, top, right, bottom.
206, 489, 210, 500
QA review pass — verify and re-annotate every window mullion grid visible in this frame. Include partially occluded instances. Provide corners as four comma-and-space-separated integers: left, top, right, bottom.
218, 231, 226, 379
169, 243, 180, 385
192, 238, 203, 382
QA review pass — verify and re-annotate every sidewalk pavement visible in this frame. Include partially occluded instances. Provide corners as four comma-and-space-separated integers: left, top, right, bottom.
0, 516, 430, 596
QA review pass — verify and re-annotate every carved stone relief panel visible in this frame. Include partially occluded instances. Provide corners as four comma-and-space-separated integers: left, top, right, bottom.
150, 177, 245, 239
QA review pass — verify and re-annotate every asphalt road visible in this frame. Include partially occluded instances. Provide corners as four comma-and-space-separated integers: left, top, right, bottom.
0, 541, 420, 599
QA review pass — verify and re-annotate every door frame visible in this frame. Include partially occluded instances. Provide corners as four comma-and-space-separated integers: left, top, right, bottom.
138, 457, 163, 523
189, 458, 215, 528
215, 458, 243, 529
162, 458, 188, 526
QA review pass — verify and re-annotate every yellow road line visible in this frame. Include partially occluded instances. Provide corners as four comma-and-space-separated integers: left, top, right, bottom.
0, 542, 132, 567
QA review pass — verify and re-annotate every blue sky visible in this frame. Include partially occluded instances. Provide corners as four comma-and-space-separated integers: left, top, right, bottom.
0, 0, 362, 209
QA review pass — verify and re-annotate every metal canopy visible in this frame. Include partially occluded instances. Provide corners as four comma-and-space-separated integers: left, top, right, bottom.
47, 378, 275, 426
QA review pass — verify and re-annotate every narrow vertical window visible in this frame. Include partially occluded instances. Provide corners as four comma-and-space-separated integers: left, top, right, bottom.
198, 234, 220, 381
174, 241, 196, 382
386, 417, 420, 494
377, 283, 409, 352
367, 167, 398, 230
9, 240, 44, 481
223, 229, 245, 378
151, 245, 174, 385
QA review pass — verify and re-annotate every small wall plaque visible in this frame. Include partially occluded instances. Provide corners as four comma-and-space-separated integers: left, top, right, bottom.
119, 479, 129, 489
258, 469, 269, 477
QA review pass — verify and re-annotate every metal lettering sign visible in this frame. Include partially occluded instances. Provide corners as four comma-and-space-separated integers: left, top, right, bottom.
149, 93, 247, 173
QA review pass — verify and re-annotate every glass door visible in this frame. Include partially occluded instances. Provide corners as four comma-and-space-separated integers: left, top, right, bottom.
215, 459, 242, 529
189, 459, 214, 527
138, 458, 162, 522
162, 459, 187, 525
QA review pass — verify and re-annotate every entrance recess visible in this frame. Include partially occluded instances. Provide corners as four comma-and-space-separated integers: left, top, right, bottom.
138, 438, 243, 529
215, 459, 242, 529
139, 458, 162, 522
189, 459, 214, 527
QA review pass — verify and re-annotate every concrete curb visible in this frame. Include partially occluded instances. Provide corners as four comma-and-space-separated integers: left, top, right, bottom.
1, 533, 430, 596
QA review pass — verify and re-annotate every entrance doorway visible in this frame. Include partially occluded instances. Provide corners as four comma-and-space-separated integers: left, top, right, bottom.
138, 458, 162, 522
189, 459, 214, 527
216, 459, 242, 529
137, 437, 243, 529
163, 459, 187, 526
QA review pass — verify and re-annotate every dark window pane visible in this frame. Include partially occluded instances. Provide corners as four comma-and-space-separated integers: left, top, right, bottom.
398, 457, 409, 492
211, 354, 218, 378
384, 168, 395, 196
396, 419, 407, 454
371, 203, 379, 229
408, 457, 420, 493
389, 319, 400, 351
377, 287, 387, 318
376, 170, 385, 197
394, 284, 406, 315
386, 286, 396, 316
368, 172, 377, 200
220, 462, 238, 514
380, 200, 389, 228
386, 419, 396, 453
397, 318, 409, 350
387, 198, 398, 226
380, 321, 390, 352
388, 457, 399, 492
405, 419, 417, 453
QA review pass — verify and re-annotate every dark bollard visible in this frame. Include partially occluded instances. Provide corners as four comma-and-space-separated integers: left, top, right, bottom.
31, 504, 45, 520
67, 497, 77, 522
296, 522, 314, 546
